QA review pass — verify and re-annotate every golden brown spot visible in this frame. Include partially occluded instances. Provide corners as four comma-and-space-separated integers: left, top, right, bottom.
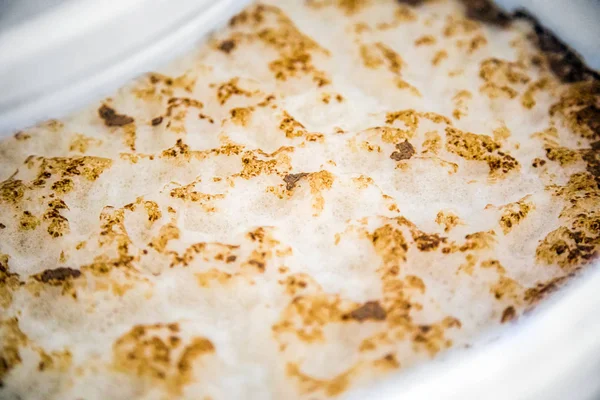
286, 362, 355, 397
308, 170, 335, 215
0, 180, 27, 204
69, 134, 102, 153
196, 270, 233, 288
19, 211, 39, 231
113, 324, 215, 395
281, 273, 320, 297
479, 58, 530, 99
27, 156, 112, 182
279, 111, 307, 139
245, 5, 330, 86
521, 78, 551, 109
239, 150, 292, 180
432, 50, 448, 66
422, 131, 442, 154
216, 78, 252, 105
491, 276, 522, 301
415, 35, 436, 46
43, 199, 70, 237
150, 223, 181, 253
493, 126, 511, 142
0, 255, 21, 308
230, 107, 254, 126
412, 232, 446, 251
498, 196, 535, 234
371, 224, 408, 276
443, 16, 480, 37
0, 318, 28, 383
51, 178, 74, 194
352, 175, 374, 189
545, 146, 581, 166
452, 90, 472, 120
445, 127, 520, 177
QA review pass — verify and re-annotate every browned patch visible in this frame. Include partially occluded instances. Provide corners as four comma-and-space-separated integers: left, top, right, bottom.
69, 134, 102, 153
218, 39, 236, 53
536, 173, 600, 270
343, 301, 387, 322
215, 78, 252, 105
459, 0, 511, 26
415, 35, 436, 46
445, 127, 520, 177
151, 116, 163, 126
19, 211, 39, 231
33, 267, 81, 284
390, 140, 416, 161
286, 362, 355, 397
0, 255, 21, 308
532, 158, 546, 168
0, 318, 28, 383
98, 105, 134, 127
280, 111, 307, 139
514, 11, 600, 83
436, 211, 462, 233
113, 323, 215, 395
412, 232, 446, 251
26, 156, 112, 183
396, 0, 424, 5
524, 273, 576, 306
43, 199, 70, 238
501, 306, 516, 323
432, 50, 448, 66
498, 196, 535, 234
550, 82, 599, 141
0, 180, 27, 204
283, 173, 309, 190
234, 5, 330, 86
479, 58, 530, 99
230, 107, 254, 126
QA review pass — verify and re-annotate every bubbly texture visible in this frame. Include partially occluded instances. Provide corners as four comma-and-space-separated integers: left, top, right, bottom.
1, 1, 599, 399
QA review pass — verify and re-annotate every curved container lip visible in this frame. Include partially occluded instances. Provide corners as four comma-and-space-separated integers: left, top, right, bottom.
0, 0, 252, 136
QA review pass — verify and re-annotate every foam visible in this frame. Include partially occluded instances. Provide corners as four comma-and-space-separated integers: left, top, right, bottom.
0, 1, 598, 399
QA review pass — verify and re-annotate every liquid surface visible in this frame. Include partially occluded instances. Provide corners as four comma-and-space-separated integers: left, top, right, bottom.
0, 1, 598, 399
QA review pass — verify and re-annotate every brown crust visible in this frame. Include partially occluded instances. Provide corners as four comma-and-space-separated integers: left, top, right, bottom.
34, 267, 81, 283
283, 173, 309, 190
396, 0, 425, 5
397, 0, 599, 84
390, 140, 416, 161
513, 11, 600, 83
343, 301, 387, 322
218, 40, 236, 54
98, 105, 134, 127
500, 306, 516, 323
459, 0, 511, 27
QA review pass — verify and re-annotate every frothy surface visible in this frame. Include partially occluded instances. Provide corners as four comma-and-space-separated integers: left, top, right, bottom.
0, 1, 598, 399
